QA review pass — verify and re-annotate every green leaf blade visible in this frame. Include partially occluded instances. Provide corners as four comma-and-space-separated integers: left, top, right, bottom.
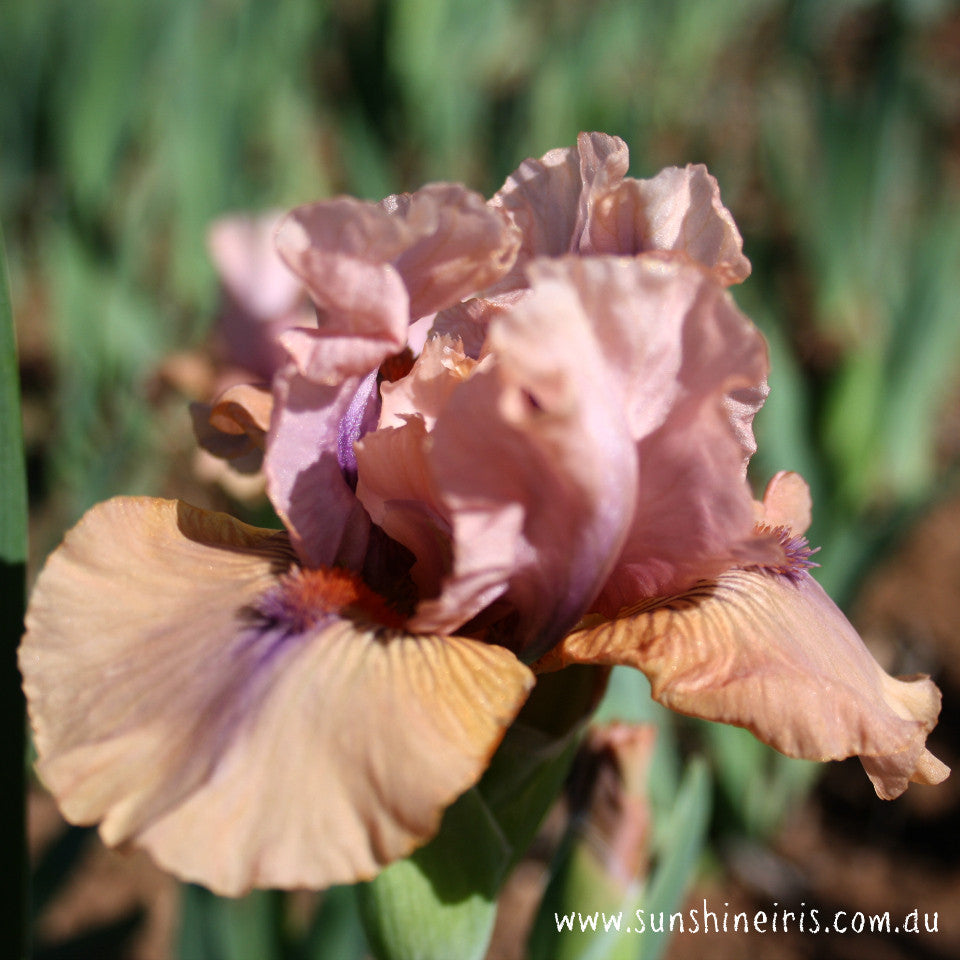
0, 217, 29, 960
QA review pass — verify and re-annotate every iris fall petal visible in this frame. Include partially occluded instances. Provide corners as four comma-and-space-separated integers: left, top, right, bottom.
540, 566, 947, 799
20, 497, 534, 895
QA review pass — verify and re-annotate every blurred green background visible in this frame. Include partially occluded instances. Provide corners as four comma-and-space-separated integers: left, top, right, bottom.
4, 0, 960, 957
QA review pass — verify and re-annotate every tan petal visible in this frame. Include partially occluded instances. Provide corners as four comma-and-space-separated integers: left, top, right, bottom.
21, 498, 534, 895
191, 402, 259, 462
191, 383, 274, 465
208, 383, 273, 438
540, 568, 947, 799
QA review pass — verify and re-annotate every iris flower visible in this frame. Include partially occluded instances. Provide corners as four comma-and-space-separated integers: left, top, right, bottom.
19, 133, 947, 897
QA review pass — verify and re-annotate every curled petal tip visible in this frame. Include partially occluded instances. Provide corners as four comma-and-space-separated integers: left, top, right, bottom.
546, 566, 945, 798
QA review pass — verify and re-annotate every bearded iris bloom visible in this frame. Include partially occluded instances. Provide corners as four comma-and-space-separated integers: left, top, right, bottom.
19, 133, 947, 898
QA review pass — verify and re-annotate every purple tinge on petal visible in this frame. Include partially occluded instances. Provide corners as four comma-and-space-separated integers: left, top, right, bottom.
750, 524, 820, 584
19, 497, 534, 895
266, 367, 373, 569
337, 370, 379, 486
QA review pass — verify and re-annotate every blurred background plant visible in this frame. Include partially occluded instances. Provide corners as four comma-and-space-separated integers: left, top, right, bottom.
4, 0, 960, 957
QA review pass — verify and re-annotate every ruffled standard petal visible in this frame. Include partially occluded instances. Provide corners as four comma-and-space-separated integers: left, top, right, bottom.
276, 184, 519, 381
583, 165, 751, 285
380, 185, 520, 316
586, 254, 773, 611
491, 135, 749, 290
409, 265, 640, 657
490, 132, 628, 291
19, 497, 534, 896
540, 567, 948, 799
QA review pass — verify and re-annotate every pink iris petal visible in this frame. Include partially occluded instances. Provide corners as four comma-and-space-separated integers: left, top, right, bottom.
540, 567, 948, 799
379, 185, 520, 317
207, 211, 314, 381
275, 264, 409, 382
378, 334, 478, 431
275, 183, 519, 382
355, 337, 484, 601
265, 367, 376, 569
490, 133, 750, 292
582, 165, 752, 285
407, 267, 640, 657
355, 417, 451, 602
490, 132, 628, 291
754, 470, 813, 535
430, 134, 753, 368
19, 498, 534, 895
580, 255, 773, 613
